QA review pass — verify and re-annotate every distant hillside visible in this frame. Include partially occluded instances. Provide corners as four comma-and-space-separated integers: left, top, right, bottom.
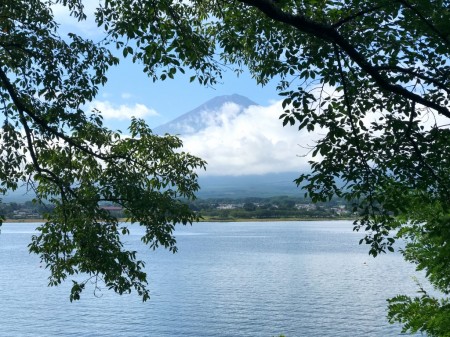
196, 172, 302, 199
154, 94, 258, 135
2, 184, 35, 203
1, 173, 303, 203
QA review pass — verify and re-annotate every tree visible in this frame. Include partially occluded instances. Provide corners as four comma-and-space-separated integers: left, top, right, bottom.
243, 202, 257, 211
2, 1, 450, 334
0, 1, 206, 301
93, 0, 450, 334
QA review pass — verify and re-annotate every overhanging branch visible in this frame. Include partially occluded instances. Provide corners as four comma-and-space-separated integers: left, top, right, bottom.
238, 0, 450, 119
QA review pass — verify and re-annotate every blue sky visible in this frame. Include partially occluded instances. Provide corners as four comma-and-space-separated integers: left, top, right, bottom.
98, 56, 281, 130
53, 3, 281, 129
94, 58, 317, 176
50, 2, 450, 178
50, 3, 316, 176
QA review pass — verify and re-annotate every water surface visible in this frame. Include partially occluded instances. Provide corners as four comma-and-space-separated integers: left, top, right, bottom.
0, 221, 421, 336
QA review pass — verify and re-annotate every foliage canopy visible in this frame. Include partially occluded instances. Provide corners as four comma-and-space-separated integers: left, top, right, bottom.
0, 0, 206, 301
2, 0, 450, 334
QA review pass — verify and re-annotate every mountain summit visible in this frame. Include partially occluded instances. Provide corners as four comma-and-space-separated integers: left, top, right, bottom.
154, 94, 258, 135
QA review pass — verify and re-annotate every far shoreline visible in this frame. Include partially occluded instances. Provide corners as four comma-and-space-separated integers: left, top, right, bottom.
2, 216, 357, 224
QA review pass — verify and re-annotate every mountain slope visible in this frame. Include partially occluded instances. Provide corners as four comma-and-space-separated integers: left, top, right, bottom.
154, 94, 258, 135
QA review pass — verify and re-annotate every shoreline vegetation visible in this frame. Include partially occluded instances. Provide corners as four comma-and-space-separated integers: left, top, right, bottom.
198, 215, 357, 222
3, 215, 358, 224
1, 196, 357, 224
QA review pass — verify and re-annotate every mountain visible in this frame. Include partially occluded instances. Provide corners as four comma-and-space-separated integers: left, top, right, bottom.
153, 94, 303, 197
154, 94, 258, 135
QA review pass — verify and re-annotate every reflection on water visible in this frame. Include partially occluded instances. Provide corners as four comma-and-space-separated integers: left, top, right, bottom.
0, 221, 421, 336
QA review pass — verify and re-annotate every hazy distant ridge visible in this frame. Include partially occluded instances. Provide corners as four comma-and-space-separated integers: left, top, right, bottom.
196, 172, 301, 198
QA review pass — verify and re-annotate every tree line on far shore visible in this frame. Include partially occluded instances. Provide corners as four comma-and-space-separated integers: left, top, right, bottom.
1, 196, 353, 221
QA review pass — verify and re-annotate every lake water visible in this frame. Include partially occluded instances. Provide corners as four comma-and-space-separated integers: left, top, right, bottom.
0, 221, 423, 336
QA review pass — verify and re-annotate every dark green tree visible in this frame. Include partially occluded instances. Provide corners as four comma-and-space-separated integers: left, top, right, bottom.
0, 1, 206, 301
243, 202, 257, 211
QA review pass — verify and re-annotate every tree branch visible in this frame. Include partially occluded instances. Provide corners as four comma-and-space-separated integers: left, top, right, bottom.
0, 66, 121, 162
374, 65, 450, 95
238, 0, 450, 119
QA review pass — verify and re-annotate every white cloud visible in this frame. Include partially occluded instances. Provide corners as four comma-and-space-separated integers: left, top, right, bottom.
90, 101, 159, 120
180, 101, 322, 176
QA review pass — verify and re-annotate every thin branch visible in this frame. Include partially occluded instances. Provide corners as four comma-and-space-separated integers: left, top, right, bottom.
374, 65, 450, 95
0, 66, 121, 162
332, 5, 384, 28
334, 44, 378, 218
334, 45, 371, 172
0, 64, 171, 178
396, 0, 450, 47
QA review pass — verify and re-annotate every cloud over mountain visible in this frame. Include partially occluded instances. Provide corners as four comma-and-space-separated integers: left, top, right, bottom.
154, 94, 321, 176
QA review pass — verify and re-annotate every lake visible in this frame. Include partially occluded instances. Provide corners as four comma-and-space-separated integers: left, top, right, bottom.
0, 221, 422, 336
